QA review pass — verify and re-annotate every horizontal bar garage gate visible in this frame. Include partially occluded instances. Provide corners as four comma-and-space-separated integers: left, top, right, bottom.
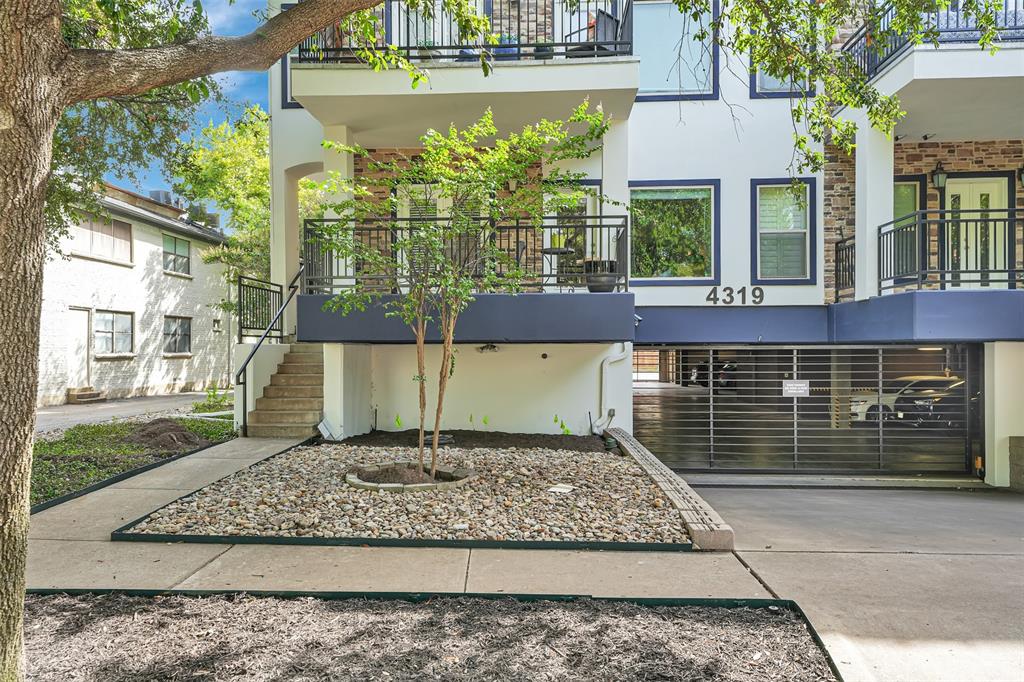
632, 345, 983, 475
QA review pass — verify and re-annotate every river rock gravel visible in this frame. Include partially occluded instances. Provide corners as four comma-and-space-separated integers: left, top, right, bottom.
129, 443, 689, 544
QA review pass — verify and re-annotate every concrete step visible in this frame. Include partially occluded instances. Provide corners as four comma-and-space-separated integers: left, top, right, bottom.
256, 396, 324, 412
248, 409, 321, 425
276, 362, 325, 374
270, 373, 323, 386
66, 388, 106, 404
282, 352, 323, 365
262, 384, 324, 399
289, 344, 324, 354
246, 423, 318, 439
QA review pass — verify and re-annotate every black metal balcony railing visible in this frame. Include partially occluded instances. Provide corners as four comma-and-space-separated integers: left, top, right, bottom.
295, 0, 632, 63
878, 209, 1021, 292
237, 275, 284, 342
842, 0, 1024, 81
834, 234, 856, 302
301, 215, 629, 295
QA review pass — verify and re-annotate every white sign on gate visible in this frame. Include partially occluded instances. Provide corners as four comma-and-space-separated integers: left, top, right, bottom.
782, 379, 810, 398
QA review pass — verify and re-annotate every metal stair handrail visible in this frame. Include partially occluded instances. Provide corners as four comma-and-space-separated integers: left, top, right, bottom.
236, 263, 305, 437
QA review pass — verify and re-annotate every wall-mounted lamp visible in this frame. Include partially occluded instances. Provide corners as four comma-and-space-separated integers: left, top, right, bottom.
921, 133, 935, 141
930, 162, 948, 190
894, 134, 906, 142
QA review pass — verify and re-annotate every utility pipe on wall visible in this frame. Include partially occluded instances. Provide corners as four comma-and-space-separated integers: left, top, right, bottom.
592, 342, 629, 435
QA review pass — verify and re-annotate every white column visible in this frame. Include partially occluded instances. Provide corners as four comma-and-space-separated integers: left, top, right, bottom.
984, 342, 1024, 487
854, 116, 894, 300
322, 124, 354, 207
600, 119, 630, 282
322, 343, 345, 439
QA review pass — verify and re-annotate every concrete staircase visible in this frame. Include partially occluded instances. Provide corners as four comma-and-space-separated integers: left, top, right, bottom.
246, 344, 324, 439
66, 387, 106, 404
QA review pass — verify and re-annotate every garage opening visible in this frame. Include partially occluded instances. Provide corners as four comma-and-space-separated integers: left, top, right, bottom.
632, 345, 983, 474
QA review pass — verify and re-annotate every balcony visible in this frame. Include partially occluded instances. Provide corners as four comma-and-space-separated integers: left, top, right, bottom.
833, 208, 1022, 301
294, 0, 633, 64
295, 215, 635, 343
841, 0, 1024, 82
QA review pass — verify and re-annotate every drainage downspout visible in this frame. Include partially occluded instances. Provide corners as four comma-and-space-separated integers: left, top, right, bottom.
592, 342, 630, 435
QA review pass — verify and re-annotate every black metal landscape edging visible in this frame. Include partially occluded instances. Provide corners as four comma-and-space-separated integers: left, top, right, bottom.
23, 589, 841, 680
110, 525, 693, 552
30, 439, 233, 515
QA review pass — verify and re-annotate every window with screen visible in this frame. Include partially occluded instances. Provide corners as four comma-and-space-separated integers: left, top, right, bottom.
163, 316, 192, 354
93, 311, 133, 354
163, 234, 191, 275
71, 216, 132, 262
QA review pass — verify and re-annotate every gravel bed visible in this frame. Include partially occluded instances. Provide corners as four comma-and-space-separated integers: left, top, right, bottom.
25, 594, 837, 681
129, 443, 689, 544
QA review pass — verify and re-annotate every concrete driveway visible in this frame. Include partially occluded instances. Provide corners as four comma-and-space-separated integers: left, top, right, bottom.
35, 393, 204, 433
697, 486, 1024, 682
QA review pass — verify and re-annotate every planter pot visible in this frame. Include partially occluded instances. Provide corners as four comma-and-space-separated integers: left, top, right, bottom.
534, 45, 555, 60
586, 272, 619, 293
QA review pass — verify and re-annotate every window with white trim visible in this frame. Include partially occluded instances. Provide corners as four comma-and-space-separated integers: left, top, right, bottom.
163, 316, 192, 354
93, 311, 133, 354
756, 183, 809, 279
71, 216, 132, 262
163, 234, 191, 275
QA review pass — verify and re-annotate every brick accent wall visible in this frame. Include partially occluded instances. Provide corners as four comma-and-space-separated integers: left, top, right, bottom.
823, 139, 1024, 302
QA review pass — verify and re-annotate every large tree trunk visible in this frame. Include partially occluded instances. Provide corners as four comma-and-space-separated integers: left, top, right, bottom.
0, 3, 63, 678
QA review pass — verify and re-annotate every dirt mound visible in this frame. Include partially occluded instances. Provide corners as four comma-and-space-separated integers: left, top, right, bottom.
342, 428, 607, 453
128, 418, 208, 452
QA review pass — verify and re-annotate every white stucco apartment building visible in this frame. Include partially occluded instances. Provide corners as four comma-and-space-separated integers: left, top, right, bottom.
37, 185, 232, 406
240, 0, 1024, 488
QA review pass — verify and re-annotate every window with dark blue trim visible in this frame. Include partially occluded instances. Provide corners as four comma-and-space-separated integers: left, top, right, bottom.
748, 47, 815, 99
629, 179, 721, 286
750, 177, 817, 285
635, 0, 719, 102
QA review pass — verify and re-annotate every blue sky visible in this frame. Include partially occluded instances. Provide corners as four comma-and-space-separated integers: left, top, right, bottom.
104, 0, 270, 198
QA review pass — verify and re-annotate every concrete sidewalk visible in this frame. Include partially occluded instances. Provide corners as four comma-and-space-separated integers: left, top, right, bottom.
702, 487, 1024, 682
27, 438, 768, 600
35, 392, 204, 433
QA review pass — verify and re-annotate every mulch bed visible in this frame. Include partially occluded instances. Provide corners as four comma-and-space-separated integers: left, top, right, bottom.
342, 429, 608, 453
24, 594, 837, 681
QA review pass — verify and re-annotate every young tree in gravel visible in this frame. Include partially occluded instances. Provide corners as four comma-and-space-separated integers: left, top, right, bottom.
0, 1, 490, 677
315, 104, 608, 477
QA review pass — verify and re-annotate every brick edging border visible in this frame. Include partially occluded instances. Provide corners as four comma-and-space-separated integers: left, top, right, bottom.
607, 427, 735, 551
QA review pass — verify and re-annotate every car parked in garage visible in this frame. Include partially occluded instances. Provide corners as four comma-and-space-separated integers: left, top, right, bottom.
848, 376, 966, 424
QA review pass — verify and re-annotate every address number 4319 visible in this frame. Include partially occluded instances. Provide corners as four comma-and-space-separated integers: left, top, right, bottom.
705, 286, 764, 305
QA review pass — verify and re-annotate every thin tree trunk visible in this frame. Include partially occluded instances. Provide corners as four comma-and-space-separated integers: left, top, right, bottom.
429, 307, 458, 478
0, 6, 62, 679
414, 304, 427, 475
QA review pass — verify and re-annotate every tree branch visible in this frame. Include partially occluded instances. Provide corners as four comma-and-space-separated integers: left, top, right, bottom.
63, 0, 383, 105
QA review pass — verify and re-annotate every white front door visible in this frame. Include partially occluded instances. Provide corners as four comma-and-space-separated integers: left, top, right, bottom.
66, 307, 91, 389
944, 179, 1009, 288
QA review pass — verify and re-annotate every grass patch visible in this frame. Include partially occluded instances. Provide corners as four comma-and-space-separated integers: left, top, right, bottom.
31, 418, 237, 506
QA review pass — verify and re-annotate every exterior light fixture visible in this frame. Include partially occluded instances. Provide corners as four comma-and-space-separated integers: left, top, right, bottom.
930, 162, 948, 190
917, 347, 944, 351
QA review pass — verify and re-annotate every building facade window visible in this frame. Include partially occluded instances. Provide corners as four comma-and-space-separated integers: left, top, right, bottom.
631, 184, 716, 281
163, 234, 191, 275
635, 0, 717, 100
163, 316, 192, 354
93, 311, 133, 354
71, 216, 132, 263
751, 178, 816, 284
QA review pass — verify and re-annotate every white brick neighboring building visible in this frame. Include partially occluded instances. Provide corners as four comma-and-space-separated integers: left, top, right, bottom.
37, 185, 232, 406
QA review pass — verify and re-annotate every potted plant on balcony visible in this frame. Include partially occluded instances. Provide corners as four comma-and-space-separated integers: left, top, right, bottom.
534, 41, 555, 60
584, 241, 618, 292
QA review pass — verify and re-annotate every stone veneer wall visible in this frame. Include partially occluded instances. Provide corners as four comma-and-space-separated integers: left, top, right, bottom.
823, 139, 1024, 302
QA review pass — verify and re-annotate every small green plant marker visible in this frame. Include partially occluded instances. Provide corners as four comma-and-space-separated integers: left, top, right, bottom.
394, 414, 403, 429
482, 415, 490, 427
